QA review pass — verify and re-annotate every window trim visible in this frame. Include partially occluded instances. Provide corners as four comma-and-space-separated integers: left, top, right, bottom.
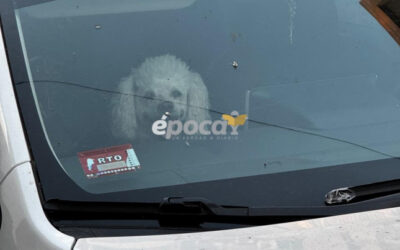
360, 0, 400, 45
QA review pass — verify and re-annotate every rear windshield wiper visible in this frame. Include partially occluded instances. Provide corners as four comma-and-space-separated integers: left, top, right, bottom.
325, 179, 400, 205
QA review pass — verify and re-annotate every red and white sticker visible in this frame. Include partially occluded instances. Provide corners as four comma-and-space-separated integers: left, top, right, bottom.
78, 144, 141, 179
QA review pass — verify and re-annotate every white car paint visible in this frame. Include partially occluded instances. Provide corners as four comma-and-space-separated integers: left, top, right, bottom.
0, 162, 75, 249
0, 24, 30, 182
75, 206, 400, 250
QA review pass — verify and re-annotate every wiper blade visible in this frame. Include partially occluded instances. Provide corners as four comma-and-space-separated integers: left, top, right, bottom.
44, 197, 250, 227
325, 179, 400, 205
44, 197, 320, 227
45, 197, 248, 216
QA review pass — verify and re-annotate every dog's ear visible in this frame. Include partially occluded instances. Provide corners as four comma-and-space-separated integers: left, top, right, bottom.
112, 72, 137, 139
186, 72, 211, 122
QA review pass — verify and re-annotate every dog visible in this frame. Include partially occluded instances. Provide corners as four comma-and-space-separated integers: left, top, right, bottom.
112, 54, 211, 139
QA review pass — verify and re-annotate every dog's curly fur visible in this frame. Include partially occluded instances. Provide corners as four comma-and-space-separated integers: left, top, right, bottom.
112, 54, 211, 139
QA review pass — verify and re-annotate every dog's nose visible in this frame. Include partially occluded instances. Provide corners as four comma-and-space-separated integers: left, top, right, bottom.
158, 101, 174, 113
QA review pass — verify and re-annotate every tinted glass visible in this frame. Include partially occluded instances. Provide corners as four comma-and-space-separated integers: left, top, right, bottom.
13, 0, 400, 194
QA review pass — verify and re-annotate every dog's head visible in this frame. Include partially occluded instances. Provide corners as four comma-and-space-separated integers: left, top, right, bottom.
113, 54, 210, 139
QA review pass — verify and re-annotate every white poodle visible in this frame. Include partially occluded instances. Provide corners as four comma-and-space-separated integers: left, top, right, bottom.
112, 54, 211, 139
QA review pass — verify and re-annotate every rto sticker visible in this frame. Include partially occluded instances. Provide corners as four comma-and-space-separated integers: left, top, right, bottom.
77, 144, 141, 179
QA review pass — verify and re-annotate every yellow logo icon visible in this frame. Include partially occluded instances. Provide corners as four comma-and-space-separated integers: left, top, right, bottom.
222, 111, 248, 126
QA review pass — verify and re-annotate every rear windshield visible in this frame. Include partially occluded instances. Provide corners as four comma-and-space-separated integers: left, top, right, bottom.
12, 0, 400, 195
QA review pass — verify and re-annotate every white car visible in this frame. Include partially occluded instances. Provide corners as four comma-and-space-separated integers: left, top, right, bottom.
1, 0, 400, 249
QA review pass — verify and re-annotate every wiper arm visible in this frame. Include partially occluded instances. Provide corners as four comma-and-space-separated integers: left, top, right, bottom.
158, 197, 248, 226
325, 179, 400, 205
159, 197, 248, 216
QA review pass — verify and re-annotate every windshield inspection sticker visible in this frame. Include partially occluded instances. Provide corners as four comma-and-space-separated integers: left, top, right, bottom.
78, 144, 141, 179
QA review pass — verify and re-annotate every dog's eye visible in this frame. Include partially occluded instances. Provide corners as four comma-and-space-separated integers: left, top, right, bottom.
145, 90, 156, 99
171, 89, 182, 98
